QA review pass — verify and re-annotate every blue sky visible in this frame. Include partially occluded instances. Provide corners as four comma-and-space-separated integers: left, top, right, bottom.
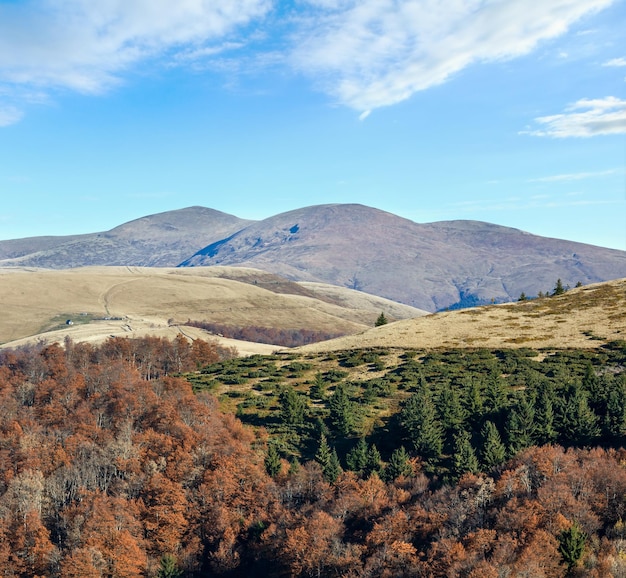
0, 0, 625, 250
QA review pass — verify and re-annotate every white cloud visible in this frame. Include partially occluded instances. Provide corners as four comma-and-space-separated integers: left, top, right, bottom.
603, 57, 626, 67
0, 105, 23, 127
522, 96, 626, 137
0, 0, 271, 94
0, 0, 619, 121
291, 0, 615, 112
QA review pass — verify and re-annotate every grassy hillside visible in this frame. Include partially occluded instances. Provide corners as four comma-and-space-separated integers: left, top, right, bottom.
181, 278, 626, 477
299, 277, 626, 352
0, 265, 425, 350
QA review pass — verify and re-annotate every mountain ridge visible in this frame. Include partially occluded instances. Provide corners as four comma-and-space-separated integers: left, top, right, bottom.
2, 203, 625, 312
180, 203, 626, 311
0, 206, 252, 268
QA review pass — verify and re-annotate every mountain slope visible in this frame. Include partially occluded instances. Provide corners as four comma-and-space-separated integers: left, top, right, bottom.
0, 206, 252, 268
298, 277, 626, 352
0, 266, 426, 350
180, 204, 626, 311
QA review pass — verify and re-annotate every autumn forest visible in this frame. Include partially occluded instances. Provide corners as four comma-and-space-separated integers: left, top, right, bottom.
1, 334, 626, 577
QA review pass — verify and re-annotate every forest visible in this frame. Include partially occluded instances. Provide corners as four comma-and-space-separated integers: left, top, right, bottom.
0, 335, 625, 576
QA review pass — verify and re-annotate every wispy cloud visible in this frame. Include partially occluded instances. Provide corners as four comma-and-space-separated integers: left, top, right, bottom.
0, 0, 618, 122
0, 105, 23, 127
291, 0, 615, 112
521, 96, 626, 137
0, 0, 271, 121
529, 168, 621, 182
603, 57, 626, 67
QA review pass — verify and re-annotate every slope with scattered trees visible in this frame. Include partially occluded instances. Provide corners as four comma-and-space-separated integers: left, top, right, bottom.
1, 333, 625, 576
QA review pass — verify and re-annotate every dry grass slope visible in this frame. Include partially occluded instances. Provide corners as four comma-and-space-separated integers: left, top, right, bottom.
0, 266, 425, 353
299, 277, 626, 353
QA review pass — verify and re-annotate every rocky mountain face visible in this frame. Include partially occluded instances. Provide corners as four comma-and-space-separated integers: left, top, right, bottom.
180, 204, 626, 311
0, 206, 252, 268
2, 203, 625, 312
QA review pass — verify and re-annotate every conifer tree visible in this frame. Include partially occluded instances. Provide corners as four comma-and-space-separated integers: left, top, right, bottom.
365, 444, 382, 477
264, 444, 282, 478
375, 312, 388, 327
480, 421, 506, 471
603, 376, 626, 438
552, 278, 565, 296
329, 383, 358, 436
463, 378, 484, 427
326, 448, 343, 484
506, 393, 536, 455
346, 438, 369, 473
384, 446, 413, 481
400, 387, 443, 462
309, 371, 327, 400
582, 362, 600, 401
559, 382, 600, 444
558, 522, 587, 570
315, 434, 342, 483
452, 431, 480, 479
279, 386, 306, 426
438, 383, 466, 449
315, 433, 332, 471
288, 457, 300, 476
534, 387, 558, 444
483, 375, 508, 417
157, 554, 182, 578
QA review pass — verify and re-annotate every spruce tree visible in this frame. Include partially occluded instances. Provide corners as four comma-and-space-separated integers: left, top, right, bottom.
346, 438, 369, 473
552, 278, 565, 296
534, 387, 558, 444
603, 376, 626, 439
480, 421, 506, 471
463, 378, 484, 427
558, 522, 587, 570
365, 444, 382, 477
329, 382, 358, 436
483, 375, 508, 417
325, 448, 343, 483
582, 362, 600, 401
310, 371, 327, 400
315, 434, 342, 483
438, 383, 466, 450
375, 312, 388, 326
279, 386, 306, 426
400, 387, 443, 462
315, 433, 332, 472
384, 446, 413, 481
264, 444, 282, 478
559, 382, 600, 445
157, 554, 182, 578
452, 431, 480, 479
506, 393, 536, 455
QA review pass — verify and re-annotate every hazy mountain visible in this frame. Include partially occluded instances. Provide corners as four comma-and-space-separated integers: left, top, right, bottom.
0, 206, 252, 268
180, 204, 626, 311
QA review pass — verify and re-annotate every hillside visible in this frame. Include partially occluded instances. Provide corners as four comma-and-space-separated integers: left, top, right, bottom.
0, 206, 252, 268
299, 277, 626, 353
0, 265, 426, 351
180, 204, 626, 311
2, 204, 624, 313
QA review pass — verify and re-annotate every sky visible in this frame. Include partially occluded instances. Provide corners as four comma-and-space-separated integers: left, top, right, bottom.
0, 0, 625, 251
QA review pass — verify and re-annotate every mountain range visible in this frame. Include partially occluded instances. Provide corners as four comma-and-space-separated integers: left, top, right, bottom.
2, 203, 625, 312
